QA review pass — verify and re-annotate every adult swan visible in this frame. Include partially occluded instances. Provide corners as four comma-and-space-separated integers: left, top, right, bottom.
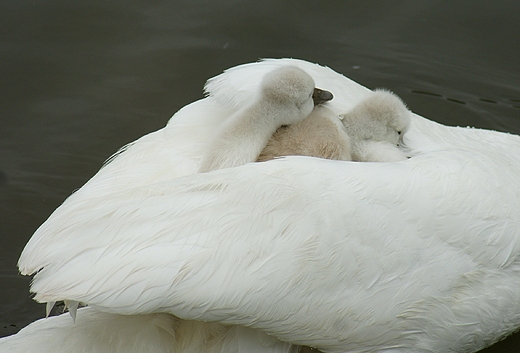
3, 59, 520, 353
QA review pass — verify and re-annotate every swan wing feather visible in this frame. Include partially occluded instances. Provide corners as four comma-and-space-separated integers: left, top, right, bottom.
19, 142, 520, 350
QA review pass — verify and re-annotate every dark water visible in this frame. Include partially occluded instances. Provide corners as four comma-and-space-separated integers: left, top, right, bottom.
1, 1, 519, 351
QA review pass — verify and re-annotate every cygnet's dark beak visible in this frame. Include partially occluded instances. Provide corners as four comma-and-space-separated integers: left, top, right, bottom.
312, 88, 334, 105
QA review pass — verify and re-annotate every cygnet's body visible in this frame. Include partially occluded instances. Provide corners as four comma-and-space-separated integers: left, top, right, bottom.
198, 66, 325, 172
257, 105, 352, 162
341, 89, 410, 162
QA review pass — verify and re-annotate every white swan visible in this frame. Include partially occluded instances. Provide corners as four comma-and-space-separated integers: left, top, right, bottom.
198, 66, 330, 172
5, 59, 520, 353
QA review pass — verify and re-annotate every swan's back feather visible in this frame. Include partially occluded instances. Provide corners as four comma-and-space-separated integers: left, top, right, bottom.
0, 307, 294, 353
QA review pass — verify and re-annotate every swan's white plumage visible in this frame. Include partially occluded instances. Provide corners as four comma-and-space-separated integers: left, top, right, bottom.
13, 59, 520, 353
0, 307, 294, 353
0, 308, 177, 353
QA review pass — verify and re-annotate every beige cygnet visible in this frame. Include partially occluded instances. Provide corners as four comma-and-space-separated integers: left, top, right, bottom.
198, 66, 332, 172
257, 105, 352, 162
341, 89, 411, 162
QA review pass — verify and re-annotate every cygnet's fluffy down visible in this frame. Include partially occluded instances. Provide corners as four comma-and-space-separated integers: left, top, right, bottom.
258, 90, 410, 163
198, 66, 329, 172
257, 105, 352, 162
341, 89, 411, 162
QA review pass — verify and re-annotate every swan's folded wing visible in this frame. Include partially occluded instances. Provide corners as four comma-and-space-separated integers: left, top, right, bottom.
18, 153, 520, 350
53, 96, 234, 205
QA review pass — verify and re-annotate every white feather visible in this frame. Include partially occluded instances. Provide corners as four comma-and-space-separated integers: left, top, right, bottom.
0, 307, 294, 353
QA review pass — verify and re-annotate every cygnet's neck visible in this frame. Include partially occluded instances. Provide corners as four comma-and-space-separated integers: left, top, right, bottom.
198, 99, 297, 172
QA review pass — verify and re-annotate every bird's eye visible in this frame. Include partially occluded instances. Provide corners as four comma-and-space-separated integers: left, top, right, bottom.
397, 131, 402, 135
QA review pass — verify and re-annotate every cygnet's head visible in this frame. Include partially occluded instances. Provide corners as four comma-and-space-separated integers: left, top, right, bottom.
341, 89, 411, 147
261, 66, 333, 125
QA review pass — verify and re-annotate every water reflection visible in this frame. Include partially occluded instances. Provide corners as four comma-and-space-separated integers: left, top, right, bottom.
1, 0, 519, 351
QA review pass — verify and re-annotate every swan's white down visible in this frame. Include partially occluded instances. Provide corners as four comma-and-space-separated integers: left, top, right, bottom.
8, 59, 520, 353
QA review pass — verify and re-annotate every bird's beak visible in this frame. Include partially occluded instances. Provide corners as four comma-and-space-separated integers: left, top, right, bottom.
313, 88, 333, 105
